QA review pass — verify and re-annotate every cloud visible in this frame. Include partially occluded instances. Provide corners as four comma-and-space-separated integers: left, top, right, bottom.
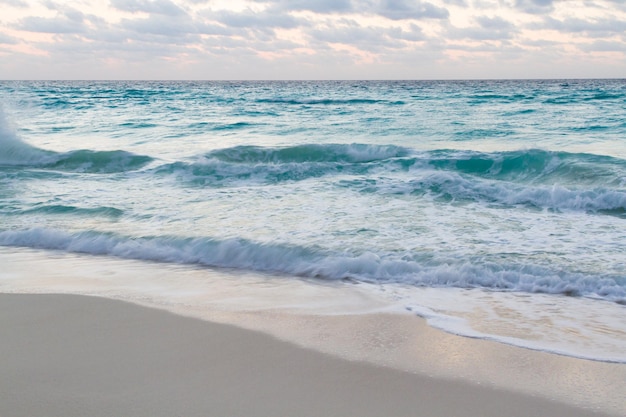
604, 0, 626, 12
102, 2, 230, 44
0, 32, 19, 44
475, 16, 513, 29
255, 0, 354, 14
392, 23, 426, 41
449, 16, 517, 41
209, 9, 302, 30
536, 16, 626, 37
580, 40, 626, 52
0, 0, 28, 7
309, 21, 421, 51
109, 0, 187, 16
17, 16, 82, 33
120, 14, 199, 39
510, 0, 554, 14
251, 0, 449, 19
374, 0, 449, 20
16, 8, 89, 34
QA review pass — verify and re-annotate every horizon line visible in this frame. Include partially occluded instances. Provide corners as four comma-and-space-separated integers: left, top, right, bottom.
1, 77, 625, 82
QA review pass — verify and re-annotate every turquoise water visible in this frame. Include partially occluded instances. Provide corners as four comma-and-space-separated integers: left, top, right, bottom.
1, 80, 625, 361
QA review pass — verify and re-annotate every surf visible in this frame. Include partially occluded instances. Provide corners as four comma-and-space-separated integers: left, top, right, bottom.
0, 227, 624, 304
150, 144, 626, 215
0, 107, 153, 173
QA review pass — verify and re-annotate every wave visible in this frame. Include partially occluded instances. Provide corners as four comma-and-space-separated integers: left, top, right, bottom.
256, 97, 403, 106
44, 149, 153, 173
467, 93, 534, 103
543, 91, 625, 105
152, 145, 626, 214
118, 121, 158, 129
153, 144, 409, 185
0, 108, 52, 166
206, 143, 409, 164
6, 205, 124, 218
1, 145, 154, 174
582, 92, 625, 101
393, 150, 626, 214
422, 149, 625, 186
1, 228, 624, 303
211, 121, 255, 131
3, 107, 624, 213
0, 109, 153, 173
161, 145, 624, 187
338, 176, 626, 216
383, 172, 626, 216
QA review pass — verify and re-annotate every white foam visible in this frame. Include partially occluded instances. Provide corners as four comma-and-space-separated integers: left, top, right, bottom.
1, 228, 624, 302
393, 170, 626, 213
390, 286, 626, 363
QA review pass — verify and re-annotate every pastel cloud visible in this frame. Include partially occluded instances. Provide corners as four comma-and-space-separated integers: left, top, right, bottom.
0, 0, 624, 79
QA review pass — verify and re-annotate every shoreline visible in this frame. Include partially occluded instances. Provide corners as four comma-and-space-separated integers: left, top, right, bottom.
1, 293, 623, 417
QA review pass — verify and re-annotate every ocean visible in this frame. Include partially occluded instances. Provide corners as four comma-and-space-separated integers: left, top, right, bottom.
1, 79, 625, 363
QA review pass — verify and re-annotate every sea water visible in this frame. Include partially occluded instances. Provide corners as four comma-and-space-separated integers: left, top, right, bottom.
1, 80, 625, 362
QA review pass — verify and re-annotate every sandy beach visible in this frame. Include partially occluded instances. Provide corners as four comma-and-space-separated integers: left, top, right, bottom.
0, 293, 622, 417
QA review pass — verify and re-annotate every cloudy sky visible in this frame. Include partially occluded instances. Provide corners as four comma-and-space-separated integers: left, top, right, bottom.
1, 0, 625, 79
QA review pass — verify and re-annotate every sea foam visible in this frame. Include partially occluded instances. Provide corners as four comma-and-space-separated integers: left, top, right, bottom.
1, 228, 624, 303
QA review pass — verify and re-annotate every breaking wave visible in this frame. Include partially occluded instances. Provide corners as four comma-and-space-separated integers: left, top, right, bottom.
0, 228, 624, 303
0, 109, 153, 173
153, 144, 626, 215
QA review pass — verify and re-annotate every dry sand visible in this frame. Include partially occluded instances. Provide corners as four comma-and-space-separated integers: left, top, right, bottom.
0, 293, 620, 417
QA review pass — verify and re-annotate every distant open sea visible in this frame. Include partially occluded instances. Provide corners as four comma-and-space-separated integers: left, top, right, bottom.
1, 80, 625, 362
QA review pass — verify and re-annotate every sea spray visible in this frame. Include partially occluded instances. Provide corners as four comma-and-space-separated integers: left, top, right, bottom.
0, 106, 52, 166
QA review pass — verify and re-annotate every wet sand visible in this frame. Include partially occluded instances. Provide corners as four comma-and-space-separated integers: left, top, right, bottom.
0, 293, 619, 417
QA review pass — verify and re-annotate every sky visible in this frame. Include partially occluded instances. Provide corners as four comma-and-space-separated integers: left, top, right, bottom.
0, 0, 625, 80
